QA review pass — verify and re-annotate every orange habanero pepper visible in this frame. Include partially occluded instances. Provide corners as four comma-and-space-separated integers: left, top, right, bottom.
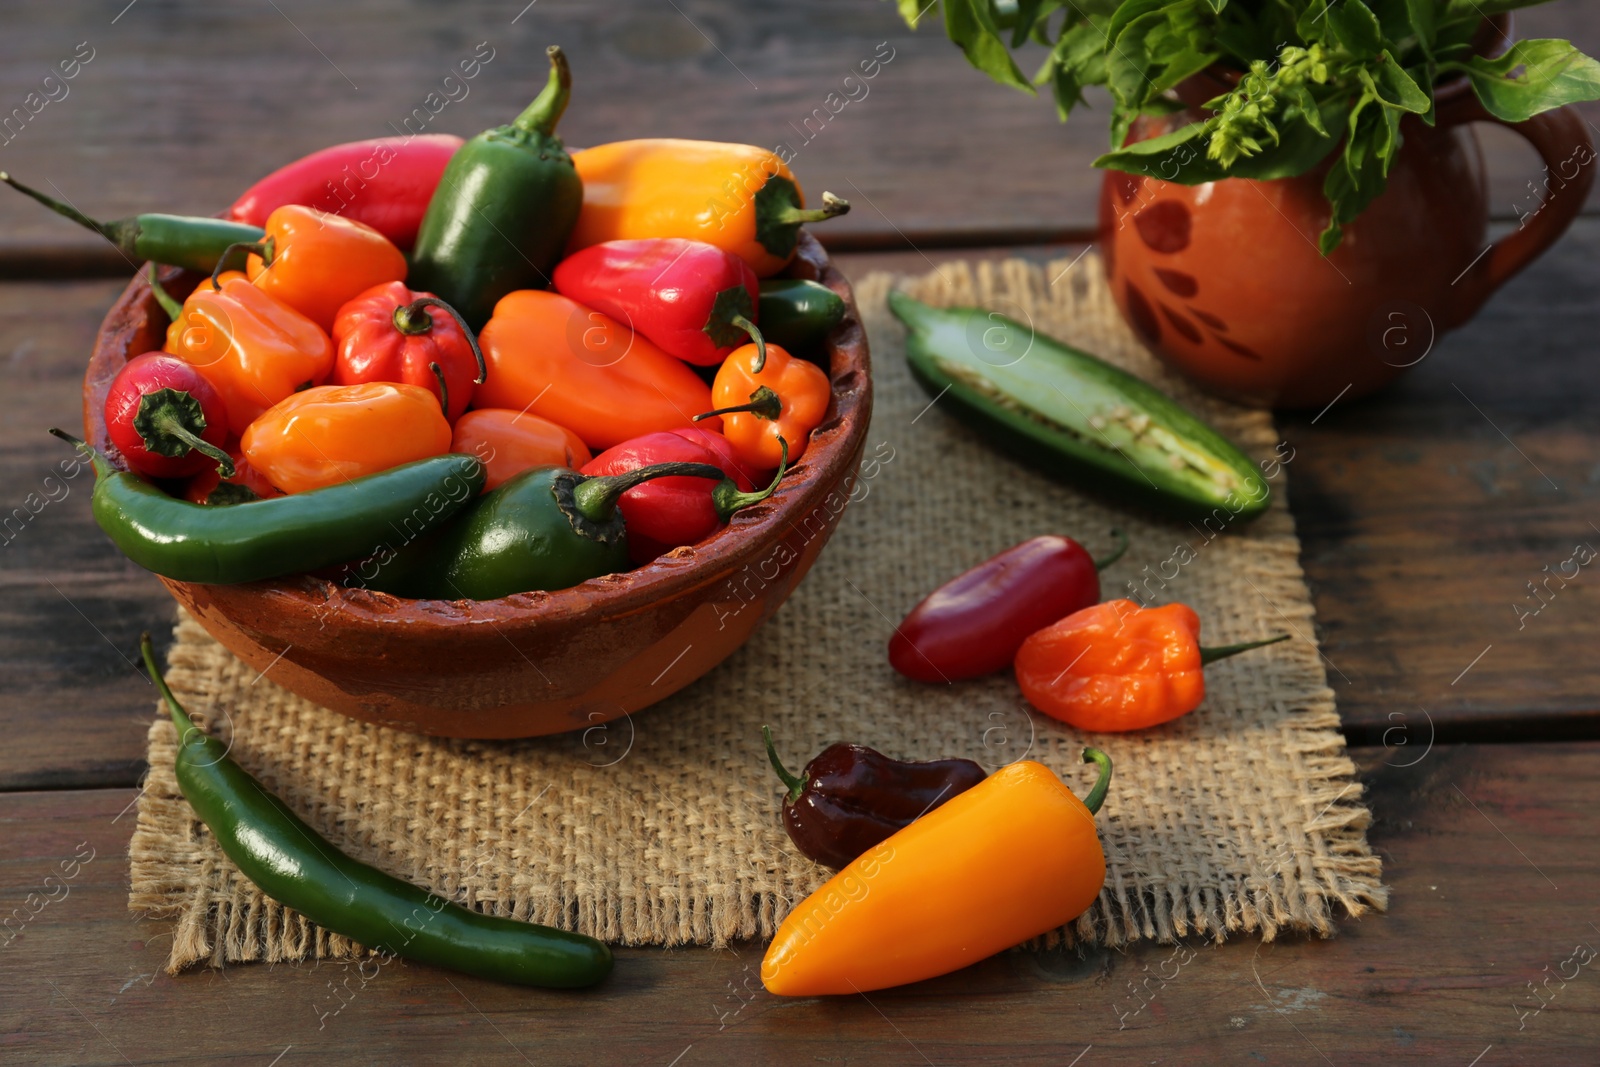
761, 750, 1112, 996
1014, 599, 1288, 732
149, 260, 246, 335
569, 140, 850, 277
242, 204, 408, 331
450, 408, 592, 491
471, 289, 714, 452
241, 383, 452, 495
163, 274, 334, 433
699, 342, 829, 470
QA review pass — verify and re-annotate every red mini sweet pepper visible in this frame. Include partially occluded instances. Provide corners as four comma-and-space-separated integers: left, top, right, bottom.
229, 134, 463, 251
331, 281, 485, 422
890, 532, 1127, 683
552, 238, 765, 366
580, 428, 784, 564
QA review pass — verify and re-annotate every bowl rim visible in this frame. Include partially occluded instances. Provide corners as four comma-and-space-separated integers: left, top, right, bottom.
82, 229, 873, 633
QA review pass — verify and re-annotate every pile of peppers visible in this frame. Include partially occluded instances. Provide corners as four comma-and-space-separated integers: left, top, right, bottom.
19, 44, 853, 598
32, 40, 1298, 1007
739, 528, 1293, 998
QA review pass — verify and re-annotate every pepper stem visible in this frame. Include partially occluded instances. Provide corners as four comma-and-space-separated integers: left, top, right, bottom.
770, 191, 851, 226
728, 313, 766, 370
0, 170, 118, 242
694, 385, 782, 423
1093, 529, 1129, 571
209, 238, 272, 289
712, 437, 787, 521
1199, 633, 1290, 666
134, 388, 235, 477
762, 725, 806, 803
1081, 748, 1113, 815
512, 46, 572, 137
140, 631, 197, 735
147, 263, 184, 321
48, 427, 111, 479
392, 296, 487, 383
570, 461, 729, 523
428, 362, 449, 417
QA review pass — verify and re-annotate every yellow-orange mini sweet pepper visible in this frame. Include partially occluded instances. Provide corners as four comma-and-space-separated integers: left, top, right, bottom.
760, 751, 1111, 996
569, 139, 849, 277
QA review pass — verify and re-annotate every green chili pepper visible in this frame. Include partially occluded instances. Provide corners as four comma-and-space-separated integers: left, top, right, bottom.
52, 430, 484, 584
1, 171, 265, 274
139, 634, 612, 988
888, 292, 1271, 523
368, 460, 730, 600
757, 278, 846, 355
408, 45, 582, 328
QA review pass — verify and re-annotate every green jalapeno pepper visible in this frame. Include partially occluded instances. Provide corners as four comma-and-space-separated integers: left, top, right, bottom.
1, 172, 265, 274
757, 278, 846, 355
53, 430, 484, 584
140, 634, 612, 988
366, 460, 730, 600
408, 46, 582, 328
888, 291, 1271, 523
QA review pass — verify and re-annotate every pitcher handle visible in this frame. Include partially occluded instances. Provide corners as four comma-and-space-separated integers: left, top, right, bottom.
1438, 96, 1594, 327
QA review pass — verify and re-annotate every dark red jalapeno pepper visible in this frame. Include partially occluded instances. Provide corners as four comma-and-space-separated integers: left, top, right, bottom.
762, 726, 986, 870
229, 134, 463, 251
580, 429, 785, 564
552, 238, 765, 366
889, 531, 1128, 683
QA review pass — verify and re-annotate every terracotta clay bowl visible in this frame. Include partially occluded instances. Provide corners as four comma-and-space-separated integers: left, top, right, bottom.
82, 231, 871, 738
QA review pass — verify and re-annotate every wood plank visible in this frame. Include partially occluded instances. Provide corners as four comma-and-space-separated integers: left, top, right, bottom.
0, 0, 1107, 256
3, 743, 1596, 1064
0, 1, 1597, 267
0, 279, 166, 791
1281, 215, 1600, 741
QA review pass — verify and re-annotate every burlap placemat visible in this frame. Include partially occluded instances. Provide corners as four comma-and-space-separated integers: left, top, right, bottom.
129, 253, 1386, 972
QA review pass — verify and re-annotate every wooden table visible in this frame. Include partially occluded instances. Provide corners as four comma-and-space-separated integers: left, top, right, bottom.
5, 3, 1599, 1063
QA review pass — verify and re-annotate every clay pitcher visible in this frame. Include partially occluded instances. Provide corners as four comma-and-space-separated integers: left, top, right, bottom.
1099, 71, 1594, 409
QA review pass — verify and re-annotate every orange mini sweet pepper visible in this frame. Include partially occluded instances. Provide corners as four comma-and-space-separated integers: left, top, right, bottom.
450, 408, 592, 491
240, 382, 452, 495
1015, 599, 1288, 732
471, 289, 715, 452
238, 204, 409, 331
569, 139, 850, 277
161, 274, 334, 433
699, 342, 829, 470
761, 750, 1111, 996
